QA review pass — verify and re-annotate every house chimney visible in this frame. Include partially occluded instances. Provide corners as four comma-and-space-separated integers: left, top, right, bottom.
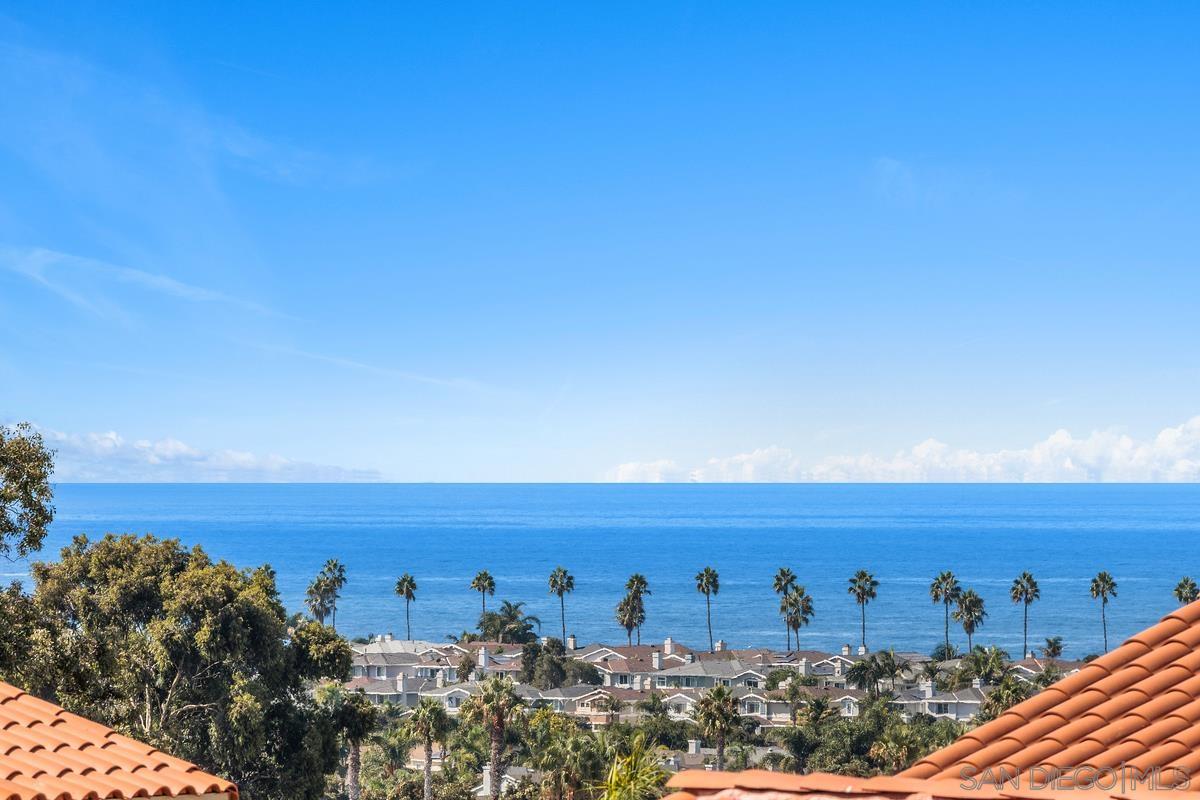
715, 639, 727, 652
436, 670, 445, 688
687, 739, 702, 755
633, 675, 644, 691
663, 637, 675, 655
971, 677, 983, 690
385, 632, 394, 642
567, 634, 577, 651
685, 653, 696, 664
476, 646, 489, 679
797, 658, 809, 676
841, 644, 851, 656
857, 645, 868, 656
652, 651, 663, 670
920, 679, 933, 699
396, 674, 407, 693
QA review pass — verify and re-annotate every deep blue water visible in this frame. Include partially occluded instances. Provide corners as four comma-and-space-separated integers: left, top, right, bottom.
15, 484, 1200, 659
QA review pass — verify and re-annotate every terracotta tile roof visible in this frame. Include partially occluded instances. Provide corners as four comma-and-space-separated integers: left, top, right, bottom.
901, 599, 1200, 787
0, 681, 237, 800
665, 600, 1200, 800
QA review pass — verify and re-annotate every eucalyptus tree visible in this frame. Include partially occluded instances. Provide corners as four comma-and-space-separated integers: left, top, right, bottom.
1010, 572, 1040, 658
625, 574, 651, 644
695, 567, 720, 652
694, 685, 740, 770
548, 566, 575, 643
773, 567, 798, 649
394, 573, 418, 640
471, 570, 496, 613
1090, 571, 1118, 652
929, 571, 961, 659
0, 422, 55, 559
1175, 576, 1199, 606
953, 589, 987, 651
404, 697, 453, 800
847, 570, 879, 651
461, 676, 524, 800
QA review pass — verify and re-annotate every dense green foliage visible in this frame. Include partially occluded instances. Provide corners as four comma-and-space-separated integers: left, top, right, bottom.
0, 422, 54, 558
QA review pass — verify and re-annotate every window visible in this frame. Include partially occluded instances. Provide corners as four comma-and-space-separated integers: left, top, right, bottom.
656, 677, 667, 688
744, 702, 760, 715
745, 678, 759, 688
932, 703, 949, 715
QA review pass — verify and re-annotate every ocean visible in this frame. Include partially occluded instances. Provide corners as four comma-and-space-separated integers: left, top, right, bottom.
16, 483, 1200, 659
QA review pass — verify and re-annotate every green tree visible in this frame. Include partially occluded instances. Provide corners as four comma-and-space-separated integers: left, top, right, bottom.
1175, 576, 1199, 606
624, 574, 650, 644
773, 567, 797, 649
615, 594, 642, 646
596, 693, 627, 726
695, 567, 720, 652
847, 570, 878, 650
395, 573, 418, 640
1041, 636, 1064, 660
929, 571, 961, 659
471, 570, 496, 613
548, 567, 575, 643
782, 587, 815, 650
479, 600, 541, 644
0, 422, 55, 559
306, 577, 334, 624
320, 686, 380, 800
404, 697, 453, 800
693, 685, 740, 770
320, 559, 348, 630
461, 676, 524, 800
953, 589, 986, 650
595, 732, 665, 800
25, 533, 352, 800
1009, 572, 1040, 658
1090, 571, 1117, 652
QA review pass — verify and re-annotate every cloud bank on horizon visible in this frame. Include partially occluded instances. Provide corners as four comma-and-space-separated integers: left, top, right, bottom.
46, 429, 381, 483
609, 416, 1200, 483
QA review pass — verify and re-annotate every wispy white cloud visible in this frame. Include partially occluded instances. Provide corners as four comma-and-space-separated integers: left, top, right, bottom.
608, 416, 1200, 483
255, 344, 482, 390
43, 428, 381, 482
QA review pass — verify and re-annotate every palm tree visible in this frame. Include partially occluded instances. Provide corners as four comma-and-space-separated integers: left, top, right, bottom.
846, 656, 882, 698
615, 594, 642, 646
461, 676, 524, 800
395, 573, 418, 640
1041, 636, 1063, 660
1009, 572, 1040, 658
875, 649, 911, 692
782, 586, 814, 649
625, 574, 651, 644
596, 732, 666, 800
847, 570, 878, 650
783, 677, 810, 725
471, 570, 496, 614
773, 567, 798, 649
488, 600, 542, 644
953, 589, 986, 650
318, 685, 379, 800
695, 567, 720, 652
548, 567, 575, 642
1090, 571, 1117, 652
597, 693, 627, 725
1175, 577, 1199, 606
929, 571, 961, 658
320, 559, 348, 630
305, 577, 333, 624
798, 695, 837, 729
693, 685, 740, 770
404, 698, 452, 800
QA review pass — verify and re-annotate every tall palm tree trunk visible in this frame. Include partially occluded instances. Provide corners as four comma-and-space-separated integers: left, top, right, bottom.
490, 726, 503, 800
1102, 601, 1108, 652
346, 741, 362, 800
636, 625, 641, 645
786, 621, 792, 651
423, 737, 434, 800
560, 594, 566, 643
860, 603, 867, 649
1022, 604, 1029, 658
716, 732, 725, 771
406, 600, 412, 640
706, 594, 714, 652
943, 601, 950, 656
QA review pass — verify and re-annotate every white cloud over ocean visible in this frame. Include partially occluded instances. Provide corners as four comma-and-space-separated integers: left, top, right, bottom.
608, 416, 1200, 483
44, 429, 381, 482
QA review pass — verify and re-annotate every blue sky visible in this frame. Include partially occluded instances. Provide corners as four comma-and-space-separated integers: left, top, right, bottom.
2, 3, 1199, 481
